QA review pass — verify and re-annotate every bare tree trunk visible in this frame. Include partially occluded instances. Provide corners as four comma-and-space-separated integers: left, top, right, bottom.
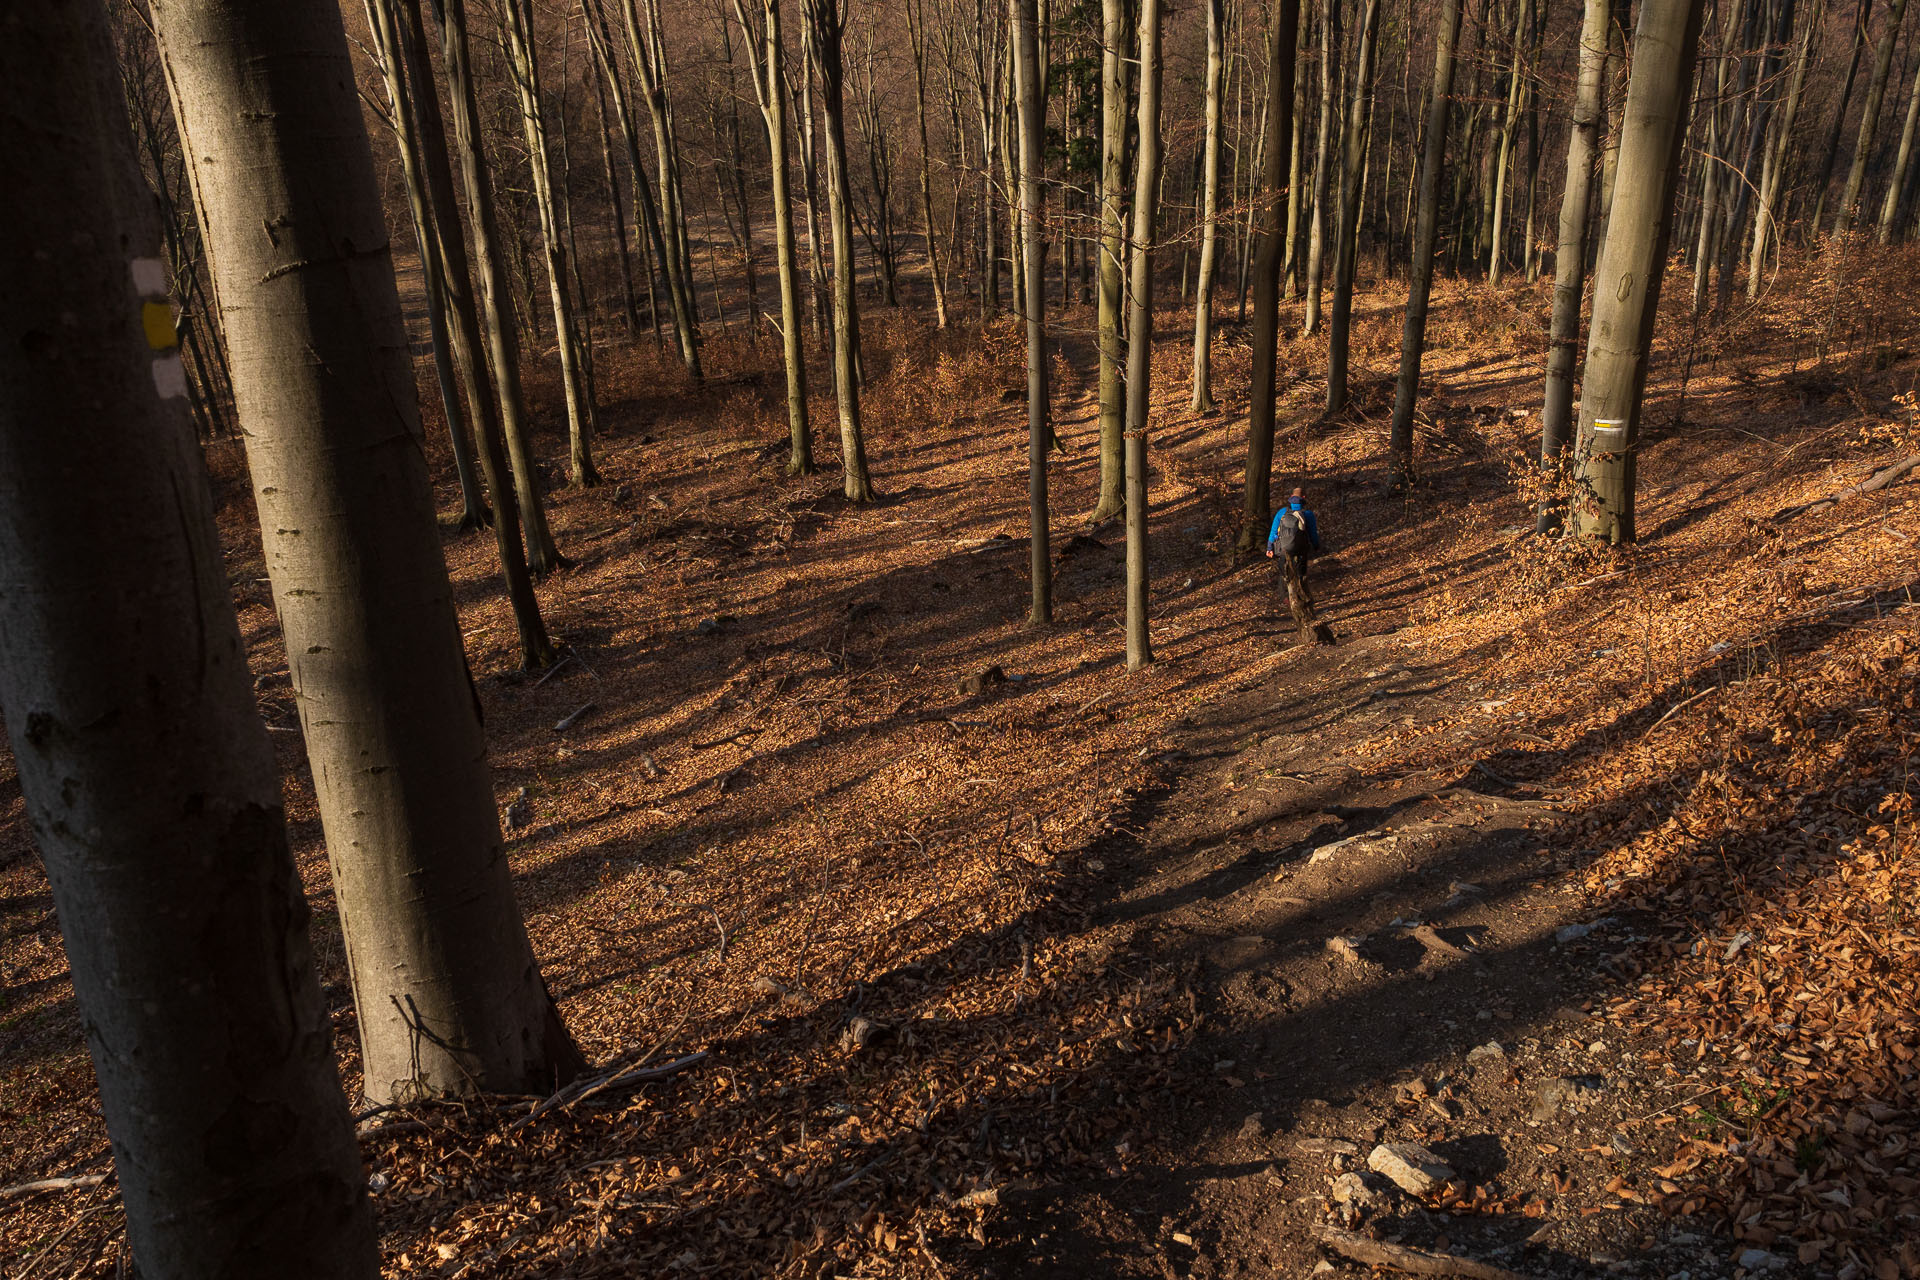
1324, 0, 1381, 413
1834, 0, 1910, 234
1092, 0, 1131, 521
1572, 0, 1707, 543
1539, 0, 1611, 529
364, 0, 488, 530
1749, 0, 1822, 291
1690, 1, 1738, 316
797, 22, 832, 343
736, 0, 815, 473
1386, 0, 1461, 488
1811, 0, 1876, 231
1124, 0, 1162, 672
590, 67, 640, 337
1014, 0, 1052, 623
501, 0, 600, 487
155, 0, 585, 1101
0, 6, 378, 1270
1877, 26, 1920, 238
1595, 0, 1631, 254
1487, 0, 1531, 284
1191, 0, 1227, 413
400, 0, 555, 668
624, 0, 706, 372
907, 0, 950, 327
807, 0, 877, 500
1241, 0, 1305, 552
583, 0, 686, 355
1302, 0, 1340, 335
434, 0, 566, 577
1283, 3, 1311, 299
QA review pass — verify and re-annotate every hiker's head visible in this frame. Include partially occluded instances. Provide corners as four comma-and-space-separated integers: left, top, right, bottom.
1288, 487, 1305, 509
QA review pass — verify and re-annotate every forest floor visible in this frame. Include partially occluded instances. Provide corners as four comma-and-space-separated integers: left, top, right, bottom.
3, 247, 1919, 1280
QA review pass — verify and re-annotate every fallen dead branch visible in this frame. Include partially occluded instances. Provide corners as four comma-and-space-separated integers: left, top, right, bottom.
1311, 1224, 1534, 1280
509, 1050, 709, 1132
1771, 452, 1920, 523
0, 1173, 111, 1201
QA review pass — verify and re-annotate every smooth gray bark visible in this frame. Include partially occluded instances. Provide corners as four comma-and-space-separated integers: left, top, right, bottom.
1539, 0, 1612, 527
734, 0, 815, 473
1125, 0, 1162, 672
1876, 31, 1920, 239
1191, 0, 1227, 413
1487, 0, 1532, 284
624, 0, 705, 373
908, 0, 951, 328
1324, 0, 1381, 413
0, 6, 377, 1273
1386, 0, 1463, 488
396, 0, 554, 669
1572, 0, 1707, 543
1092, 0, 1131, 521
1241, 0, 1305, 552
500, 0, 600, 487
807, 0, 876, 500
1302, 0, 1340, 335
1833, 0, 1909, 234
1014, 0, 1052, 624
153, 0, 585, 1102
435, 0, 566, 577
1748, 0, 1822, 293
365, 0, 488, 529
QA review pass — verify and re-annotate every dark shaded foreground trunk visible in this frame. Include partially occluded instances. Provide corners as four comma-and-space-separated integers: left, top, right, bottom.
0, 5, 378, 1273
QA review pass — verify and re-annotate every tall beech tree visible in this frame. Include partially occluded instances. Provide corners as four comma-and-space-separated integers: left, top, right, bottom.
627, 0, 706, 372
363, 0, 488, 530
386, 0, 555, 668
151, 0, 585, 1102
1324, 0, 1381, 413
1832, 0, 1910, 235
0, 4, 377, 1271
1014, 0, 1052, 623
1092, 0, 1132, 521
1386, 0, 1462, 488
1748, 0, 1821, 293
1125, 0, 1163, 671
733, 0, 815, 473
500, 0, 601, 486
434, 0, 567, 577
807, 0, 878, 500
1571, 0, 1707, 543
906, 0, 951, 328
1302, 0, 1340, 336
1538, 0, 1612, 528
1190, 0, 1227, 413
1242, 0, 1305, 552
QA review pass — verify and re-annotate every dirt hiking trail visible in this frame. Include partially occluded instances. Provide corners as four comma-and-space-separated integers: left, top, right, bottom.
3, 269, 1918, 1279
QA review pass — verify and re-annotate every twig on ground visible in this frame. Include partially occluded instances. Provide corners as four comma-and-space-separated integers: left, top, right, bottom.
1311, 1224, 1534, 1280
553, 702, 598, 733
10, 1204, 109, 1280
531, 653, 576, 688
1641, 687, 1716, 738
0, 1174, 110, 1201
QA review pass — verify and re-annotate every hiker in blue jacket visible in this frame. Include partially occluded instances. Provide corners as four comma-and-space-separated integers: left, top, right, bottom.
1265, 487, 1322, 583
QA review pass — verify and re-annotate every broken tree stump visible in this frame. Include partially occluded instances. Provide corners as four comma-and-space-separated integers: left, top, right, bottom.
1283, 556, 1335, 645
